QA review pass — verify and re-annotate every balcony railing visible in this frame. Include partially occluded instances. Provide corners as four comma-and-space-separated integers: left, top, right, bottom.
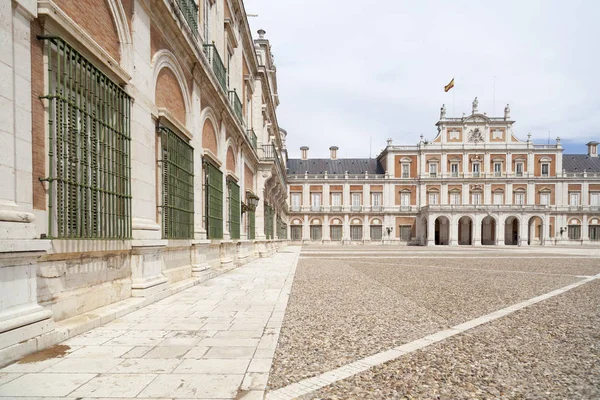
246, 129, 257, 150
290, 205, 301, 212
351, 205, 362, 212
311, 205, 322, 212
260, 143, 286, 189
228, 89, 243, 122
177, 0, 198, 36
203, 44, 226, 92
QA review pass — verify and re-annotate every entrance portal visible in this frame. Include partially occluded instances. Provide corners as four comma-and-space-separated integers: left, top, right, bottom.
528, 216, 543, 245
435, 216, 450, 245
504, 216, 519, 245
458, 216, 473, 245
481, 216, 496, 245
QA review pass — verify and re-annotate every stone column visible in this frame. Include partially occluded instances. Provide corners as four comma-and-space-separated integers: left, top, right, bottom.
323, 214, 330, 243
473, 215, 482, 245
427, 216, 435, 246
497, 216, 505, 245
449, 215, 458, 246
363, 215, 370, 243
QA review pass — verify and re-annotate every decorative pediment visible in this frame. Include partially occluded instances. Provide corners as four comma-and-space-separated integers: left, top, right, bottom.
539, 156, 552, 162
463, 113, 491, 123
470, 184, 484, 192
400, 157, 412, 163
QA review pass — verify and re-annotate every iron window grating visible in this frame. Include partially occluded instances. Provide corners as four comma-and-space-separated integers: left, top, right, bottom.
159, 126, 194, 239
205, 161, 223, 239
228, 179, 240, 239
39, 36, 132, 239
265, 203, 274, 239
247, 210, 255, 239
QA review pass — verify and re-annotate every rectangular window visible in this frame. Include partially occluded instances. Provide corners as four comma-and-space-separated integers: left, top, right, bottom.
450, 192, 461, 205
591, 192, 600, 206
568, 225, 581, 240
428, 192, 438, 205
290, 225, 302, 241
350, 225, 363, 240
331, 192, 341, 206
401, 164, 410, 178
311, 192, 321, 211
541, 163, 549, 177
352, 193, 362, 206
540, 192, 550, 205
472, 193, 482, 205
160, 127, 194, 239
570, 192, 580, 206
589, 226, 600, 241
400, 225, 411, 242
330, 225, 343, 241
472, 163, 480, 177
515, 192, 525, 205
370, 225, 383, 240
205, 162, 223, 239
41, 37, 132, 239
371, 192, 381, 208
291, 192, 301, 211
451, 163, 458, 177
515, 162, 524, 177
494, 162, 502, 177
429, 163, 438, 177
228, 180, 240, 239
310, 225, 322, 240
493, 192, 503, 205
401, 192, 411, 207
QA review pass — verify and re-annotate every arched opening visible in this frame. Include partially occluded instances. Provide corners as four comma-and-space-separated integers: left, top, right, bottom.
434, 216, 450, 245
370, 218, 383, 241
481, 216, 496, 245
567, 218, 582, 241
528, 216, 543, 245
504, 216, 520, 245
458, 216, 473, 245
330, 218, 343, 241
290, 219, 303, 241
310, 218, 323, 242
350, 218, 363, 241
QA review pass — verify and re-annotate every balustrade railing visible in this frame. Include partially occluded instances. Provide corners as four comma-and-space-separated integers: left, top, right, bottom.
228, 89, 243, 122
203, 44, 227, 92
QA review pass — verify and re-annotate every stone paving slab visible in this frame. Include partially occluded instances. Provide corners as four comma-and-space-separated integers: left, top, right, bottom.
0, 247, 301, 399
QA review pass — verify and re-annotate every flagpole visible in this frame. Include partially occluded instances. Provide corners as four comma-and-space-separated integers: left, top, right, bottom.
493, 76, 496, 116
453, 81, 455, 116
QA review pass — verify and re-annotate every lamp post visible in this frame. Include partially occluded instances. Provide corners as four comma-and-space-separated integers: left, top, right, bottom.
242, 191, 260, 215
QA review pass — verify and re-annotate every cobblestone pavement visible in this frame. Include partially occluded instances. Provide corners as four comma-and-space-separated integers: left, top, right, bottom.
0, 247, 301, 399
268, 247, 600, 399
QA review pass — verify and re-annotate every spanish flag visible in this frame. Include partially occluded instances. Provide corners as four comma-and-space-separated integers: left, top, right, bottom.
444, 78, 454, 92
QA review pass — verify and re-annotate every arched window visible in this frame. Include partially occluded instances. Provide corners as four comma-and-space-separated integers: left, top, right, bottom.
370, 218, 382, 240
330, 218, 343, 241
310, 218, 322, 241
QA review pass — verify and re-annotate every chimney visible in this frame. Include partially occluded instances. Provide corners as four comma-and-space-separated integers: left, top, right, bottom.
587, 141, 599, 158
300, 146, 309, 160
329, 146, 339, 160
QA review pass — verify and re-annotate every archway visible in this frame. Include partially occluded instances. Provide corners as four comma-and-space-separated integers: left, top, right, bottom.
435, 216, 450, 245
528, 216, 543, 245
458, 216, 473, 245
481, 216, 496, 245
504, 216, 519, 245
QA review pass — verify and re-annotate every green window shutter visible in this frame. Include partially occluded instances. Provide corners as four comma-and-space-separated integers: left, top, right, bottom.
248, 210, 255, 239
228, 180, 240, 239
40, 37, 131, 239
205, 162, 223, 239
159, 126, 194, 239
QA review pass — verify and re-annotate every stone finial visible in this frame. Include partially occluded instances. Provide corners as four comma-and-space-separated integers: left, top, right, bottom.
556, 136, 561, 145
472, 97, 479, 114
257, 29, 266, 39
386, 138, 393, 146
440, 104, 446, 119
419, 134, 424, 144
504, 104, 511, 120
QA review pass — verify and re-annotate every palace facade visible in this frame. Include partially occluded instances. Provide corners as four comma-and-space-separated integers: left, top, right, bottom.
1, 0, 288, 363
287, 100, 600, 246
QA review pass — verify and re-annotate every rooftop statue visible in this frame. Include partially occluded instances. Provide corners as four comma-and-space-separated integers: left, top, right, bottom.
472, 97, 479, 114
440, 104, 446, 119
504, 104, 511, 120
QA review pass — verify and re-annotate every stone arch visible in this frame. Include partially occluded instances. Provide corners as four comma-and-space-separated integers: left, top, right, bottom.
504, 216, 520, 245
369, 217, 383, 225
481, 215, 497, 245
201, 109, 220, 157
310, 217, 323, 225
291, 218, 303, 225
568, 217, 582, 225
329, 218, 343, 225
527, 215, 545, 245
458, 216, 473, 245
152, 50, 191, 128
435, 215, 450, 245
226, 144, 237, 174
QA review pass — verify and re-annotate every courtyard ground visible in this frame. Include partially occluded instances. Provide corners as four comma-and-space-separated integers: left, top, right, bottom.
0, 245, 599, 399
267, 246, 600, 400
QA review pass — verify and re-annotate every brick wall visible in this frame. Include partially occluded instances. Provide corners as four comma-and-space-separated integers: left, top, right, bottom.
156, 67, 186, 126
202, 120, 218, 155
31, 20, 46, 211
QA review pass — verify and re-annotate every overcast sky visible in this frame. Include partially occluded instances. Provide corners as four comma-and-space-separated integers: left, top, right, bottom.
246, 0, 600, 159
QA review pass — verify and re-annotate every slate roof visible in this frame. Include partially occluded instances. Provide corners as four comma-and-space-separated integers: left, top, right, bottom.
287, 158, 385, 175
562, 154, 600, 173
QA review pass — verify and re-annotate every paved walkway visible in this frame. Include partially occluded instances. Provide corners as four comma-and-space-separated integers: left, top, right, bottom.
0, 246, 301, 399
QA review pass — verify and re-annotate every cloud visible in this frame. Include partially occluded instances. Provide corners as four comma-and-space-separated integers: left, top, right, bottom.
246, 0, 600, 158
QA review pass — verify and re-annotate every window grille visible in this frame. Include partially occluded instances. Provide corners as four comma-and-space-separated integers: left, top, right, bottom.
177, 0, 199, 35
247, 210, 255, 239
310, 225, 322, 240
330, 225, 342, 241
265, 203, 274, 239
370, 225, 382, 240
350, 225, 363, 241
291, 225, 302, 241
568, 225, 581, 240
400, 225, 411, 241
40, 37, 131, 239
205, 161, 223, 239
589, 226, 600, 241
228, 180, 240, 239
159, 127, 194, 239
